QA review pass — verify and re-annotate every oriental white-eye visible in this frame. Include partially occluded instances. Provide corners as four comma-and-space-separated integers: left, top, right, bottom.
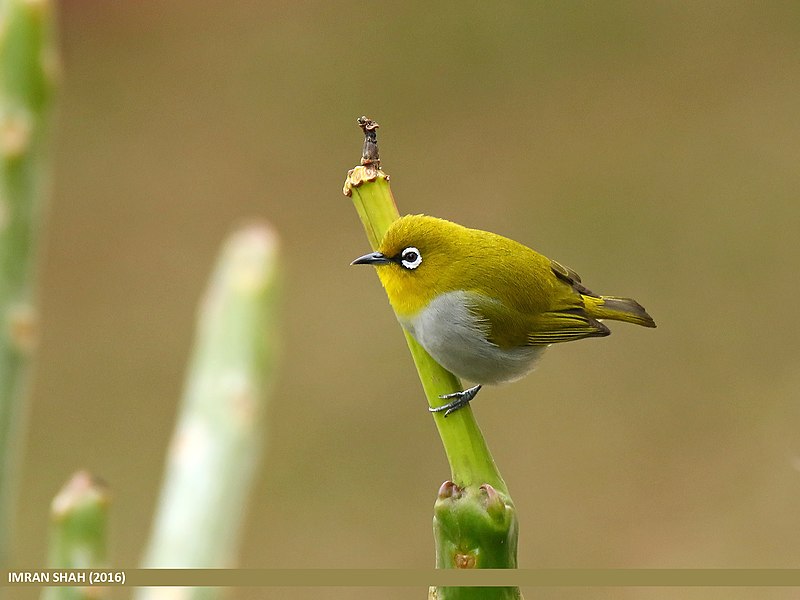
352, 214, 656, 416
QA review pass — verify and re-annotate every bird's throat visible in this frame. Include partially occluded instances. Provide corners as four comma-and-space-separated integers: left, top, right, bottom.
376, 268, 435, 319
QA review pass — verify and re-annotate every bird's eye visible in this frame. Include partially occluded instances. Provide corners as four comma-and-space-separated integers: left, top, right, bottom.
400, 246, 422, 270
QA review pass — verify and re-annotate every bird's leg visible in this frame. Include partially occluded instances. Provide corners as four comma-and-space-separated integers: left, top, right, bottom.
429, 385, 482, 417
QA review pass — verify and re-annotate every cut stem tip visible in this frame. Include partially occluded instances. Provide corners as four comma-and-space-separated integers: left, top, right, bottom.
357, 115, 380, 167
343, 116, 389, 197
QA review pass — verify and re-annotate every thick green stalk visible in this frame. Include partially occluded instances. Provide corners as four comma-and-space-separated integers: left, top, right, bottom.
41, 471, 110, 600
0, 0, 57, 566
344, 118, 520, 599
135, 224, 280, 600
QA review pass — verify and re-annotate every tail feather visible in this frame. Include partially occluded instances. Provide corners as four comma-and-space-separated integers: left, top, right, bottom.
583, 295, 656, 328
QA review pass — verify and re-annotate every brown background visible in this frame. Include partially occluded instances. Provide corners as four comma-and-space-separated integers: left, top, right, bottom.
11, 2, 800, 599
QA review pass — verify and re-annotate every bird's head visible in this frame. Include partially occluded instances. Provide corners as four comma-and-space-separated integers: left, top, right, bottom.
352, 214, 466, 317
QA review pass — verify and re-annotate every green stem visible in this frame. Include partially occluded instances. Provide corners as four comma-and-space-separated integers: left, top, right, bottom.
42, 472, 110, 600
345, 159, 505, 493
344, 118, 521, 598
135, 224, 280, 600
0, 0, 57, 566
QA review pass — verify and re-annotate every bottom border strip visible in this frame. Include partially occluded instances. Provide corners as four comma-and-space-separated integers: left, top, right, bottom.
5, 569, 800, 587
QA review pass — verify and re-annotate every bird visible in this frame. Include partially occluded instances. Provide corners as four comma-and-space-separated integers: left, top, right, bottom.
352, 214, 656, 416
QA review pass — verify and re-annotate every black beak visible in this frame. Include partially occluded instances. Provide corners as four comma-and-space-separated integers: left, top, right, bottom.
351, 251, 392, 266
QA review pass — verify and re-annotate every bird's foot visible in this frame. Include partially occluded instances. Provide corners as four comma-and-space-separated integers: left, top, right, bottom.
429, 385, 482, 417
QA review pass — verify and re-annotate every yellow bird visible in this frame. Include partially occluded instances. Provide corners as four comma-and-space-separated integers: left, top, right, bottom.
352, 214, 655, 416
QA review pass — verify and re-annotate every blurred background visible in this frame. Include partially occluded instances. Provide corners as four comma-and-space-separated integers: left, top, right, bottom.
10, 1, 800, 598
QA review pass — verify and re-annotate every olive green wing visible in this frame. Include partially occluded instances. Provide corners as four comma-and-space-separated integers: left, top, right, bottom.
467, 293, 610, 349
459, 235, 608, 346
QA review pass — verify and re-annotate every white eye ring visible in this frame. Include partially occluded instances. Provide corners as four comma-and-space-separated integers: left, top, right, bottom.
400, 246, 422, 270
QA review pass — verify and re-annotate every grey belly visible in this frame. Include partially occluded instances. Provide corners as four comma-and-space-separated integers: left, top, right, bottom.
399, 291, 546, 385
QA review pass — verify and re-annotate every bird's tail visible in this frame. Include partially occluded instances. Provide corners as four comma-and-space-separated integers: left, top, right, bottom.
583, 295, 656, 328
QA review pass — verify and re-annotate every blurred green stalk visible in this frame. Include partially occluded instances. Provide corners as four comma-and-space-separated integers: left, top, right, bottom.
135, 223, 280, 600
42, 471, 110, 600
344, 118, 520, 600
0, 0, 57, 566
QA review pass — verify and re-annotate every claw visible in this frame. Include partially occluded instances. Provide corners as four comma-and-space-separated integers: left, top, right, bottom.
429, 385, 482, 417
